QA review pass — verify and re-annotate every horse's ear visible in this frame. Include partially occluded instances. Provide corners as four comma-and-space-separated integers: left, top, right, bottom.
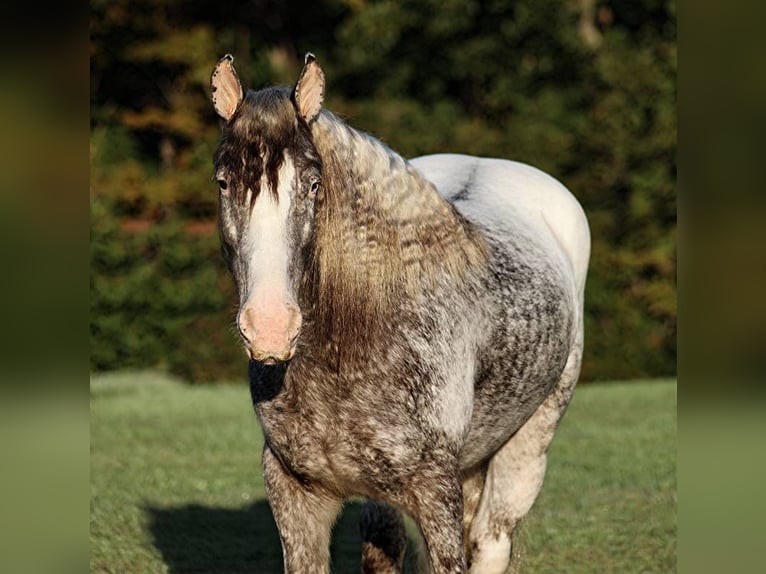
211, 54, 244, 122
293, 53, 325, 123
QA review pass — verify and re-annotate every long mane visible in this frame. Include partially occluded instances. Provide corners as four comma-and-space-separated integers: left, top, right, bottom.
303, 112, 488, 367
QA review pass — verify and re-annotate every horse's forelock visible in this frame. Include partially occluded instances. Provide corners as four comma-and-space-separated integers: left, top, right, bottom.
215, 87, 300, 206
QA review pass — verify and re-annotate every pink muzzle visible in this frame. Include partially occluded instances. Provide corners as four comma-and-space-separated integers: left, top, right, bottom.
238, 300, 302, 364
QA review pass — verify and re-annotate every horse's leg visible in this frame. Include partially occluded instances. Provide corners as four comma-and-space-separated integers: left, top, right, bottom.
400, 463, 466, 574
460, 464, 488, 566
262, 446, 342, 574
360, 500, 407, 573
466, 329, 584, 574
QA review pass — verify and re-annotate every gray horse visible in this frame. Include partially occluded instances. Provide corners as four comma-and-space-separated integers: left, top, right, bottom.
210, 53, 590, 574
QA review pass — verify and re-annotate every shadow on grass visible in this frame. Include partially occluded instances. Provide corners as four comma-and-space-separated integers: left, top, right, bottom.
147, 500, 420, 573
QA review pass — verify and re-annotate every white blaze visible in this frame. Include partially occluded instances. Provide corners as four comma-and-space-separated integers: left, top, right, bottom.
245, 155, 295, 302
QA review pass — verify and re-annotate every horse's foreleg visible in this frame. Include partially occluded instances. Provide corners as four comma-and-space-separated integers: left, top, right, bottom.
360, 500, 407, 573
402, 467, 465, 574
262, 446, 342, 574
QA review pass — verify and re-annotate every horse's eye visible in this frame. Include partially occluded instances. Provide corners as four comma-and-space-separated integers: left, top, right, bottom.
217, 179, 228, 191
309, 181, 320, 196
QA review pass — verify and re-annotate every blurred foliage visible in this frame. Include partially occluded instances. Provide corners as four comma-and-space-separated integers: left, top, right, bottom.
90, 0, 676, 382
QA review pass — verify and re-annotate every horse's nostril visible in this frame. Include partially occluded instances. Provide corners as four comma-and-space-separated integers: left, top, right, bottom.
237, 320, 250, 341
238, 306, 259, 343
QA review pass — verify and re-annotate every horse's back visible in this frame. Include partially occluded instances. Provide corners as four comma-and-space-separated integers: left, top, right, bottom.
410, 153, 590, 297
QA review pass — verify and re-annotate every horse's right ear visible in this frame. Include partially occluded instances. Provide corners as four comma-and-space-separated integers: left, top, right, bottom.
211, 54, 243, 122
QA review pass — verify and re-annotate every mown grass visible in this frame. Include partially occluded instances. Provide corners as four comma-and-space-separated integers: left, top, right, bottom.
90, 373, 676, 573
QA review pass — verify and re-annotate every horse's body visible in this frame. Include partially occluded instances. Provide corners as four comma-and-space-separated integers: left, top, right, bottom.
211, 54, 589, 574
412, 154, 588, 465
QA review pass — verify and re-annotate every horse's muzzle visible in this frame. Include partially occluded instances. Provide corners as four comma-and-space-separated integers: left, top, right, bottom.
238, 301, 302, 364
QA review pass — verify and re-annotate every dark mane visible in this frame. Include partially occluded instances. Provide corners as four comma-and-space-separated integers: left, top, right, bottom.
301, 112, 489, 368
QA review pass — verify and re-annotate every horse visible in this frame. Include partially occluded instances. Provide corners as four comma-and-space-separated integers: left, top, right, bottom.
209, 53, 590, 574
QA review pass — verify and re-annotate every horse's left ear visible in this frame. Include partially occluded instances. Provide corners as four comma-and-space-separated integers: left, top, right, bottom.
293, 53, 325, 123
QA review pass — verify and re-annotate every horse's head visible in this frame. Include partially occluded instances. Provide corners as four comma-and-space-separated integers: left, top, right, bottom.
210, 53, 326, 364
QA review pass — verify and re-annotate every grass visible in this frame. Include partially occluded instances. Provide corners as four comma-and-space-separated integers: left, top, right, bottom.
90, 372, 676, 573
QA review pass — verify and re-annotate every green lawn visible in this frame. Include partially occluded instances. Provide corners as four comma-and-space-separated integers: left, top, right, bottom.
90, 373, 676, 573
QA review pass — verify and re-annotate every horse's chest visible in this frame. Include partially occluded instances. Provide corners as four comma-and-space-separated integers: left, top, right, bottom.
255, 402, 337, 482
254, 393, 421, 497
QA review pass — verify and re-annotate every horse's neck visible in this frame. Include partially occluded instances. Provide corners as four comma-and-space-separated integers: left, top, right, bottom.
309, 111, 488, 281
311, 113, 452, 224
303, 113, 487, 367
